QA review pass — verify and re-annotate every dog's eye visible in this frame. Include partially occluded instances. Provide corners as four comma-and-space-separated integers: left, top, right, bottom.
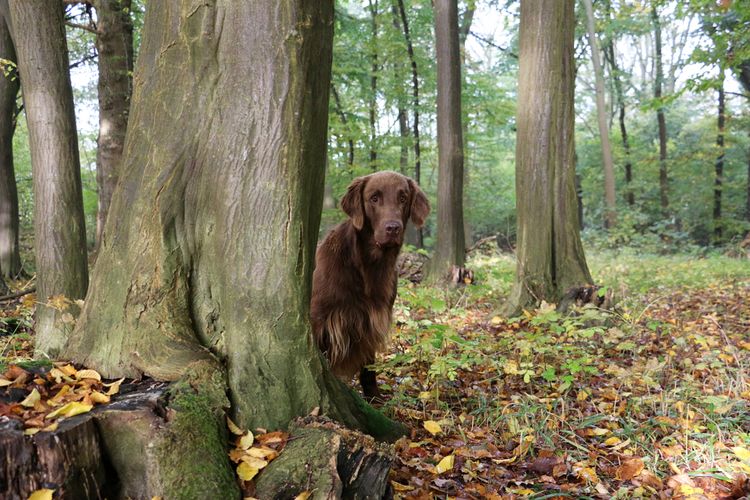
370, 195, 379, 203
399, 194, 407, 204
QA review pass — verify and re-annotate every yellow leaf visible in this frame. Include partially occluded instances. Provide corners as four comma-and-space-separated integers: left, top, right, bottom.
90, 391, 110, 404
57, 364, 77, 377
239, 431, 254, 450
0, 378, 12, 387
49, 384, 71, 405
42, 422, 59, 433
504, 360, 520, 375
586, 427, 610, 436
293, 492, 311, 500
435, 454, 455, 474
237, 462, 259, 481
46, 401, 93, 420
490, 316, 503, 325
418, 391, 432, 400
423, 420, 442, 436
103, 377, 125, 396
227, 417, 244, 436
245, 446, 278, 460
576, 466, 599, 483
75, 369, 101, 381
24, 428, 40, 436
240, 456, 268, 469
733, 446, 750, 463
604, 437, 622, 446
28, 489, 54, 500
20, 388, 41, 408
390, 481, 414, 492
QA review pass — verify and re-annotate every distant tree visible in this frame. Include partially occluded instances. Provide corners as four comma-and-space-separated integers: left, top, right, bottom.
429, 0, 465, 280
504, 0, 592, 314
583, 0, 616, 229
8, 0, 88, 355
92, 0, 133, 253
602, 0, 634, 207
652, 4, 670, 215
714, 69, 725, 242
0, 0, 21, 279
368, 0, 380, 170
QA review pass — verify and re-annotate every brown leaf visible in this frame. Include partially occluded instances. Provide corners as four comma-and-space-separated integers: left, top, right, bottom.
615, 457, 644, 481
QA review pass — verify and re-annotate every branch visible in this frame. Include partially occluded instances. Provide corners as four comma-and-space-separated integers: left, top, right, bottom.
466, 235, 496, 254
469, 31, 517, 59
69, 52, 98, 70
0, 287, 35, 302
65, 20, 98, 35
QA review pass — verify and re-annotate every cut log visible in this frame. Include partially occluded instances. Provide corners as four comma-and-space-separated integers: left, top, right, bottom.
255, 416, 394, 499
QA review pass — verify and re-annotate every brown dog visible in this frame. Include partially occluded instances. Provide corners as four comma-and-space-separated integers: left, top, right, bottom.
311, 171, 429, 398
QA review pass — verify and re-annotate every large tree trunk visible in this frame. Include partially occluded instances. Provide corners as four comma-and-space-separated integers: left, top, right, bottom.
504, 0, 593, 314
714, 71, 725, 243
652, 5, 669, 215
92, 0, 133, 254
8, 0, 89, 355
459, 1, 475, 247
429, 0, 465, 281
0, 1, 21, 279
62, 3, 402, 491
583, 0, 616, 229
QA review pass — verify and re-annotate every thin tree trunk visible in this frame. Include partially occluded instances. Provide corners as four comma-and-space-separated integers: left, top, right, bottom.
92, 0, 133, 254
583, 0, 616, 229
605, 34, 634, 206
368, 0, 379, 170
396, 0, 423, 247
504, 0, 592, 314
652, 5, 669, 214
459, 1, 475, 247
8, 0, 89, 356
714, 71, 725, 243
429, 0, 465, 280
331, 84, 355, 167
0, 1, 21, 279
390, 3, 410, 175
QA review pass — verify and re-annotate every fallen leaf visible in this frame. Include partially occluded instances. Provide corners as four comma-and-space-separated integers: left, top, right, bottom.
20, 388, 41, 408
732, 446, 750, 463
435, 454, 455, 474
237, 462, 259, 481
616, 457, 644, 480
90, 391, 110, 404
46, 401, 93, 420
245, 446, 278, 460
294, 492, 311, 500
28, 489, 54, 500
227, 417, 244, 436
103, 378, 125, 396
240, 456, 268, 469
75, 369, 102, 381
239, 431, 254, 450
423, 420, 442, 436
0, 378, 12, 387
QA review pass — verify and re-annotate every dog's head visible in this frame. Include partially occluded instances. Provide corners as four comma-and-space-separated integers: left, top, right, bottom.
341, 171, 430, 249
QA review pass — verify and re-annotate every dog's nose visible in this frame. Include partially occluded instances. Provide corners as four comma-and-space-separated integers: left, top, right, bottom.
385, 221, 402, 236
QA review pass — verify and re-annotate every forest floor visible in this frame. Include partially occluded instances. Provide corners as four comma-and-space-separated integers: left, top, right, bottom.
378, 249, 750, 499
0, 248, 749, 499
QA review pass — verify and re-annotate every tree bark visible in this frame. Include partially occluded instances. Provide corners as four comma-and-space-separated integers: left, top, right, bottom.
92, 0, 133, 254
62, 0, 402, 450
459, 1, 475, 247
504, 0, 593, 314
583, 0, 616, 229
0, 0, 21, 279
652, 5, 669, 215
390, 2, 410, 175
429, 0, 465, 281
396, 0, 423, 248
8, 0, 89, 356
714, 71, 725, 243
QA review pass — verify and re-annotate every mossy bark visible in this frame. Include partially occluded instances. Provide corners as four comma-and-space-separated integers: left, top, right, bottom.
504, 0, 593, 315
62, 2, 402, 491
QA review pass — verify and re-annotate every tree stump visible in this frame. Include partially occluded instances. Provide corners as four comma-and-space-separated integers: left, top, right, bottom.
255, 416, 394, 499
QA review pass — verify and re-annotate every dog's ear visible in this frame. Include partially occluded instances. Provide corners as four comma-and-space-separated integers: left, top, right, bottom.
408, 178, 430, 228
341, 176, 367, 230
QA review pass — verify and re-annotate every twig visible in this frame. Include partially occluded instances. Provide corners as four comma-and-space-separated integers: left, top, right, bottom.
65, 21, 98, 35
466, 234, 497, 254
0, 287, 36, 302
